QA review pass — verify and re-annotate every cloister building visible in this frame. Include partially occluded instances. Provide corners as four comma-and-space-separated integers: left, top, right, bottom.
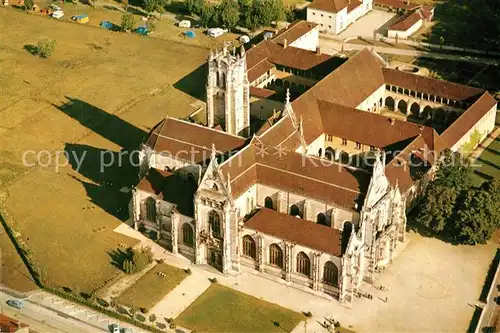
130, 22, 497, 303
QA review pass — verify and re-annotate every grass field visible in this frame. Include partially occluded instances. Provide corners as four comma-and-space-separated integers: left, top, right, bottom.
176, 284, 303, 333
0, 7, 210, 293
117, 263, 187, 311
471, 137, 500, 185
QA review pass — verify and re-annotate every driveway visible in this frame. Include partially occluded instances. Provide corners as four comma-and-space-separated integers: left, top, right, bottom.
337, 10, 396, 39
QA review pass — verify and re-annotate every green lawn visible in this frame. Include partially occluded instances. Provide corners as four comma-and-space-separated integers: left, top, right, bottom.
176, 284, 303, 333
471, 136, 500, 186
117, 263, 187, 311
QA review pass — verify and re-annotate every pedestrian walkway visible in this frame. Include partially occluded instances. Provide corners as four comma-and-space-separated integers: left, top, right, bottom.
468, 127, 500, 162
149, 272, 211, 319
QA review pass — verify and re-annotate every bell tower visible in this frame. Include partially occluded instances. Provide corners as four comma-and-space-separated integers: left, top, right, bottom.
206, 45, 250, 137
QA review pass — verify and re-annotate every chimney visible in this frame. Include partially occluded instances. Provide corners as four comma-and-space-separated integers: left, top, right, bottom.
389, 118, 395, 125
316, 46, 321, 55
283, 38, 288, 49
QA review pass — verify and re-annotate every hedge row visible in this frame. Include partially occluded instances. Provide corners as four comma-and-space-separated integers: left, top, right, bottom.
44, 287, 165, 333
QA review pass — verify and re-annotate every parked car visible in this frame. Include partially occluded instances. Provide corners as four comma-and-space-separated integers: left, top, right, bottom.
110, 323, 120, 333
6, 300, 24, 310
207, 28, 227, 38
178, 20, 191, 28
51, 10, 64, 19
239, 35, 250, 44
49, 3, 61, 10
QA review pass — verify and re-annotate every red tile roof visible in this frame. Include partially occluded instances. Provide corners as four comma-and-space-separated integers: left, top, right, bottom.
245, 208, 342, 256
389, 8, 423, 31
137, 168, 173, 195
441, 92, 497, 148
382, 68, 484, 102
250, 86, 276, 98
347, 0, 362, 12
273, 21, 318, 46
308, 0, 348, 13
145, 117, 247, 164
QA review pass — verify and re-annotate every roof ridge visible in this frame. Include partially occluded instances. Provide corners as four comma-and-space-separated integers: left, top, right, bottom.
166, 117, 246, 140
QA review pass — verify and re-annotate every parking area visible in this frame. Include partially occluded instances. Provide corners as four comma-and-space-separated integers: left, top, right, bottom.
337, 9, 396, 39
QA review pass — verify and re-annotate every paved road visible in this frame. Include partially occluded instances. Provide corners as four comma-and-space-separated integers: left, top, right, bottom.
319, 37, 500, 65
0, 290, 101, 333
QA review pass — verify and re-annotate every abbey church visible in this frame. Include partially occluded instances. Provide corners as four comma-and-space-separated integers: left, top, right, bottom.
130, 21, 497, 303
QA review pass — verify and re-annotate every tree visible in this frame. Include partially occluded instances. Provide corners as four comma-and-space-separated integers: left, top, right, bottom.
24, 0, 34, 11
452, 179, 500, 244
200, 3, 216, 27
36, 39, 56, 59
415, 183, 458, 233
433, 149, 472, 193
243, 0, 285, 30
143, 0, 167, 16
185, 0, 204, 16
121, 13, 135, 32
217, 0, 240, 29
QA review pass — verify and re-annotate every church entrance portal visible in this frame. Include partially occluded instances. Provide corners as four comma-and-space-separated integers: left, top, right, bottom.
209, 248, 223, 271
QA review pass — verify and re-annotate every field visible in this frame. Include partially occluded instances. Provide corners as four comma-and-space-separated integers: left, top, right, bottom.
117, 263, 187, 310
471, 136, 500, 185
176, 284, 303, 333
0, 7, 210, 293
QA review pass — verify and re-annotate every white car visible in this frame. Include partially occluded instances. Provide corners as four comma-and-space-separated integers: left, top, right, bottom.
51, 10, 64, 19
110, 324, 120, 333
207, 28, 227, 38
239, 35, 250, 44
49, 3, 61, 10
178, 20, 191, 28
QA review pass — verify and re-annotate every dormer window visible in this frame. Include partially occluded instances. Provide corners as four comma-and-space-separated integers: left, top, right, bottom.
213, 183, 219, 191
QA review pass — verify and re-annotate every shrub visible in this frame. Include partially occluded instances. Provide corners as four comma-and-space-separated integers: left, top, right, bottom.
96, 298, 109, 308
37, 39, 56, 59
184, 268, 192, 275
140, 307, 148, 314
157, 322, 166, 329
169, 321, 176, 329
149, 314, 157, 322
24, 0, 34, 11
121, 13, 135, 32
165, 317, 173, 323
116, 305, 129, 315
334, 321, 341, 328
135, 313, 146, 322
304, 311, 312, 318
209, 277, 217, 283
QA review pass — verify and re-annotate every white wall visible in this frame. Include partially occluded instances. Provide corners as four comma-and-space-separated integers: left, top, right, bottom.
290, 26, 320, 52
388, 19, 423, 39
450, 104, 497, 152
307, 8, 339, 34
356, 84, 385, 112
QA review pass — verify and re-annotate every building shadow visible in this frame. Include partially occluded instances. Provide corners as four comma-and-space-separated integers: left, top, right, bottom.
54, 96, 147, 149
70, 174, 131, 222
64, 143, 139, 188
173, 62, 207, 101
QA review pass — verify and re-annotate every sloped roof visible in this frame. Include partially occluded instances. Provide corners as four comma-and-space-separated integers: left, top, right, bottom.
220, 140, 370, 210
382, 68, 484, 102
441, 92, 497, 147
244, 208, 342, 256
389, 8, 424, 31
273, 21, 318, 46
308, 0, 348, 13
144, 117, 247, 164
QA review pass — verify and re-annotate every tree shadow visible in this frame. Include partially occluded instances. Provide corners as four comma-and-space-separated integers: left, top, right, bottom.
54, 96, 147, 149
107, 247, 133, 270
406, 214, 459, 245
23, 44, 38, 56
173, 62, 207, 101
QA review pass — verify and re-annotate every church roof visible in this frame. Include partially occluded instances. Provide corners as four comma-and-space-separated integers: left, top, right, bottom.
144, 117, 247, 164
244, 208, 342, 256
220, 140, 370, 210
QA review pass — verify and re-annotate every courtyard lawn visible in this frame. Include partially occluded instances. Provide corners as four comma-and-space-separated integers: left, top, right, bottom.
176, 284, 303, 333
471, 136, 500, 185
0, 8, 210, 292
117, 264, 187, 311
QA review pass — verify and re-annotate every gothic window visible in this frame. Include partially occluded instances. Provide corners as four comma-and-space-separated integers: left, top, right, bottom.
296, 252, 311, 276
146, 198, 156, 221
208, 210, 221, 239
182, 223, 194, 247
341, 138, 347, 146
264, 197, 274, 210
317, 213, 328, 226
289, 204, 300, 217
323, 261, 339, 286
242, 235, 256, 259
269, 244, 283, 268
